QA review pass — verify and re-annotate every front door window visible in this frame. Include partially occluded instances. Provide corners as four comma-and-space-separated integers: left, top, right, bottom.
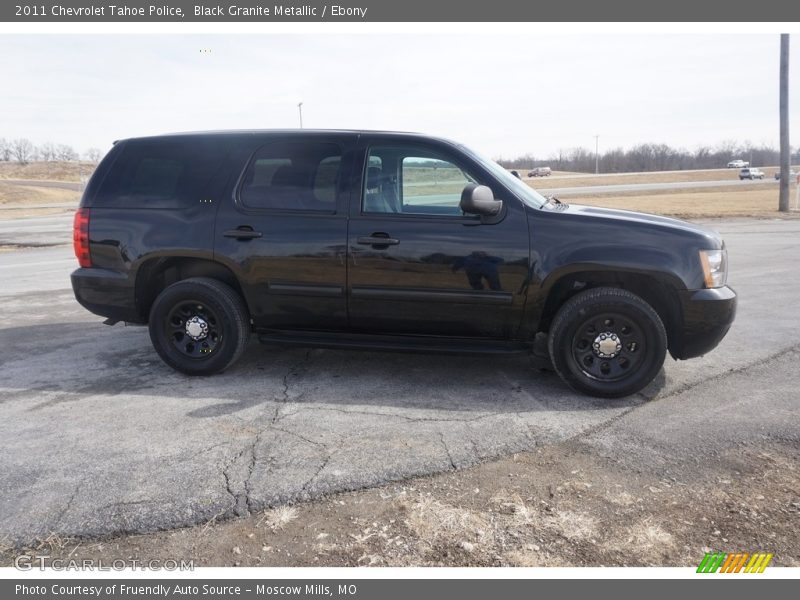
363, 147, 477, 217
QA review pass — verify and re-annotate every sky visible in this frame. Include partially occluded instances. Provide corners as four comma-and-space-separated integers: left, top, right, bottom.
1, 34, 798, 159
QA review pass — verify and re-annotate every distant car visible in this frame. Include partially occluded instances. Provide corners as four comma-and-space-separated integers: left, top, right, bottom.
774, 169, 797, 180
739, 168, 765, 180
527, 167, 552, 177
728, 159, 749, 168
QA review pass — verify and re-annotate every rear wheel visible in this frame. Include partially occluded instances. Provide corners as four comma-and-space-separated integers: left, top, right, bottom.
148, 277, 250, 375
548, 287, 667, 398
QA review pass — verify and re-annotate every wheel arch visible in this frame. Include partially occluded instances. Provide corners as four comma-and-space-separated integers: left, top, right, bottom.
537, 268, 682, 351
134, 256, 247, 322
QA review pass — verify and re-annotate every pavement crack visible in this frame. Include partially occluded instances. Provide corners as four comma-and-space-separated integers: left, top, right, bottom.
276, 404, 498, 425
300, 452, 333, 496
567, 343, 800, 446
439, 431, 457, 470
278, 349, 313, 403
652, 343, 800, 404
221, 445, 251, 517
243, 438, 258, 515
55, 480, 83, 527
267, 425, 326, 447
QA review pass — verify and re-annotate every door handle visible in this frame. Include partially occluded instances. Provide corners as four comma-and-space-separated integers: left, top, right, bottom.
223, 227, 263, 240
357, 235, 400, 246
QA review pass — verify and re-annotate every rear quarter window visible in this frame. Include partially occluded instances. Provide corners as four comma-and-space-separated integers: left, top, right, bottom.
93, 139, 228, 209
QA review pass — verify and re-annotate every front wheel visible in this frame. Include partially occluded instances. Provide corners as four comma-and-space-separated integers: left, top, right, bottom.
148, 277, 250, 375
548, 287, 667, 398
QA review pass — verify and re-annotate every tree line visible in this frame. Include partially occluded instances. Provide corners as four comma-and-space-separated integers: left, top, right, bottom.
496, 142, 800, 173
0, 138, 103, 165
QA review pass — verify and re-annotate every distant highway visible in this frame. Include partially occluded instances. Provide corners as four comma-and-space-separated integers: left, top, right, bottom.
542, 177, 776, 197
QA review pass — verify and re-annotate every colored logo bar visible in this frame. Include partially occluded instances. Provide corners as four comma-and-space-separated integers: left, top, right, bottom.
697, 552, 773, 573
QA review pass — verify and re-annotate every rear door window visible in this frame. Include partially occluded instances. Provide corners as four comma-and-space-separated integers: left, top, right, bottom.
238, 142, 343, 212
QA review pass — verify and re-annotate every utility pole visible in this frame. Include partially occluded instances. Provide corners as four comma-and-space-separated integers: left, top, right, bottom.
594, 135, 600, 174
779, 34, 790, 212
297, 102, 304, 129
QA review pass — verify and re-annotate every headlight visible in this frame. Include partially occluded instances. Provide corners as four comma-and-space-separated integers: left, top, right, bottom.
699, 249, 727, 288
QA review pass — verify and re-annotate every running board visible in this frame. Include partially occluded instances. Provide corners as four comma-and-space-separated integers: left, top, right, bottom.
257, 330, 532, 355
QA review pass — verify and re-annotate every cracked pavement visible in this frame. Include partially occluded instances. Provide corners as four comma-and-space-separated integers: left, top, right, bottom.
0, 217, 799, 544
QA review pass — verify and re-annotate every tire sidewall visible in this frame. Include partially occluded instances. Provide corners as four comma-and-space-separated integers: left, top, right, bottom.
549, 291, 667, 398
149, 281, 244, 375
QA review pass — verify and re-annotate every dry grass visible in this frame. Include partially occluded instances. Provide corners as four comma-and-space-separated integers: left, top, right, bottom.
599, 517, 676, 564
0, 207, 75, 219
605, 488, 638, 506
626, 519, 674, 550
257, 506, 299, 531
403, 494, 492, 548
35, 532, 73, 553
569, 187, 800, 218
490, 490, 536, 526
0, 181, 79, 207
546, 510, 597, 541
0, 161, 95, 183
0, 181, 79, 219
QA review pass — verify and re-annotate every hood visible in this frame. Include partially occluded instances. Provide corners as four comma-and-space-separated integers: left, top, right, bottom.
550, 203, 724, 248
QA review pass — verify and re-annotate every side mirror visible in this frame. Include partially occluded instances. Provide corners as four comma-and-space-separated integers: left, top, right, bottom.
460, 184, 503, 216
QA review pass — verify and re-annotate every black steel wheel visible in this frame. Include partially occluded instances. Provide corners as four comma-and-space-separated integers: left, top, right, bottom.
165, 300, 223, 359
148, 277, 249, 375
548, 287, 667, 398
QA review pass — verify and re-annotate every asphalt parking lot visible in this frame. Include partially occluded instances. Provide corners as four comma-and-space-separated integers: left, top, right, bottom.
0, 217, 798, 545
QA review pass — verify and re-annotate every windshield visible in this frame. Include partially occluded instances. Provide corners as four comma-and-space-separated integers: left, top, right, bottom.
459, 144, 549, 209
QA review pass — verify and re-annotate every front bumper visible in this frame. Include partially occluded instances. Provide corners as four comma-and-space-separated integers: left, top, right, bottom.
670, 285, 737, 360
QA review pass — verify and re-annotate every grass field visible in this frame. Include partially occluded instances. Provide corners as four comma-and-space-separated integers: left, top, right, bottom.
567, 187, 799, 218
0, 181, 79, 205
0, 181, 80, 218
0, 161, 95, 182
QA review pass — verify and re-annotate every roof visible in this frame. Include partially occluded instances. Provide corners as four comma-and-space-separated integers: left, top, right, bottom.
115, 129, 458, 145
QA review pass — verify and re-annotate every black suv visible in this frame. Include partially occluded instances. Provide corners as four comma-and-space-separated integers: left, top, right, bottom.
71, 131, 736, 397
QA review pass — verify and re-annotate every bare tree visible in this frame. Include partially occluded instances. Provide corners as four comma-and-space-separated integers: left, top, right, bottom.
55, 144, 78, 162
85, 147, 102, 163
39, 142, 57, 162
779, 34, 790, 212
11, 138, 35, 164
0, 138, 10, 161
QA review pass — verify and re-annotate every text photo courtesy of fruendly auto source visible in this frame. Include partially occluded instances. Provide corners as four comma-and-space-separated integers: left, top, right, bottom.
0, 34, 798, 569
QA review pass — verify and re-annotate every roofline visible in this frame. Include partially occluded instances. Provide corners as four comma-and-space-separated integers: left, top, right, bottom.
114, 129, 459, 145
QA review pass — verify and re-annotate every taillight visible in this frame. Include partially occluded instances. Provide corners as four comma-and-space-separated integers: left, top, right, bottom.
73, 208, 91, 268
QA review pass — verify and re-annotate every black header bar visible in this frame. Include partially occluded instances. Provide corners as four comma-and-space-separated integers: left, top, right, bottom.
4, 0, 800, 22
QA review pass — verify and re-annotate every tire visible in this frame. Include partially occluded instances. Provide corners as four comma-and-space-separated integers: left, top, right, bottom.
148, 277, 250, 375
547, 287, 667, 398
